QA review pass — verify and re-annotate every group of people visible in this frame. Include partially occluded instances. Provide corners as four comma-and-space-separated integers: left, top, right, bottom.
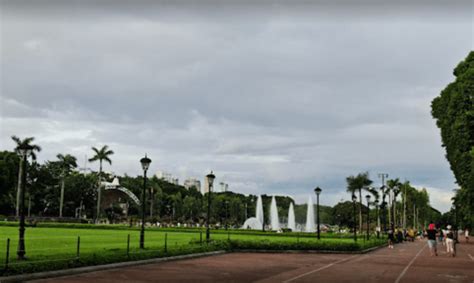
386, 223, 470, 256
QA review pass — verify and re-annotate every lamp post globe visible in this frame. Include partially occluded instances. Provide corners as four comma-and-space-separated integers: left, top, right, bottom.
139, 154, 151, 249
352, 194, 357, 242
17, 144, 33, 260
314, 187, 322, 240
366, 194, 371, 240
206, 171, 215, 242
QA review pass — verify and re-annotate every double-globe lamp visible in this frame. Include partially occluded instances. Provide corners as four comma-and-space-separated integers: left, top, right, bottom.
352, 194, 357, 242
365, 194, 371, 240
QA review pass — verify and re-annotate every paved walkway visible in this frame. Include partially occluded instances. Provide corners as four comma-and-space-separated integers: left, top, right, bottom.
31, 239, 474, 283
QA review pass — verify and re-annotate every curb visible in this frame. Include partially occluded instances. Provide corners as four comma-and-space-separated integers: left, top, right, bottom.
0, 251, 227, 283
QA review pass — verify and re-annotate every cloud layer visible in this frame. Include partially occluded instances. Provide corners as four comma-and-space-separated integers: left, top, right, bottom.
1, 0, 472, 212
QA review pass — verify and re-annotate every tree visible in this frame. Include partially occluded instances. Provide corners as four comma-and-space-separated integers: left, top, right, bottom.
432, 51, 474, 229
56, 154, 78, 217
11, 136, 41, 217
88, 145, 114, 221
346, 172, 372, 232
386, 178, 402, 228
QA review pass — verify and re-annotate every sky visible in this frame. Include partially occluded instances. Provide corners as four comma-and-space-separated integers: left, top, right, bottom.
1, 0, 473, 213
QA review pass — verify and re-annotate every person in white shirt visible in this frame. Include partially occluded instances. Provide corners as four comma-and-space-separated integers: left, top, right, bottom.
465, 228, 470, 243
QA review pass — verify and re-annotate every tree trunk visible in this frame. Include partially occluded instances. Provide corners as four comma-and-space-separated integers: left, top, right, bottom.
96, 161, 102, 222
403, 188, 407, 229
16, 159, 23, 217
59, 177, 65, 217
388, 193, 392, 227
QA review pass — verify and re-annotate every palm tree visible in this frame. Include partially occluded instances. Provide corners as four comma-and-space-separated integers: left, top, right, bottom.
346, 172, 373, 233
11, 136, 41, 217
88, 145, 114, 222
367, 186, 380, 229
56, 154, 78, 217
387, 178, 402, 229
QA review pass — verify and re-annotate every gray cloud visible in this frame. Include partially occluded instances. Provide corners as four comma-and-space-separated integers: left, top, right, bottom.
1, 0, 472, 212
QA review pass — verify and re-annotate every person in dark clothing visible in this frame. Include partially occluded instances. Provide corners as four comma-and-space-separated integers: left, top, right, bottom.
388, 229, 395, 249
427, 223, 438, 256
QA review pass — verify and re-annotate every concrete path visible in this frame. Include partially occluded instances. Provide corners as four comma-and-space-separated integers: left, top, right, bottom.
30, 239, 474, 283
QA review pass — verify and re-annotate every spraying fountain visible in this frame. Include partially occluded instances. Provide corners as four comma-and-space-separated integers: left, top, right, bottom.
270, 196, 280, 231
305, 195, 316, 232
242, 195, 264, 230
288, 202, 296, 231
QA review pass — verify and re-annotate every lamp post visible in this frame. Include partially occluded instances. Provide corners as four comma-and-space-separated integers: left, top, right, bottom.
314, 187, 322, 240
366, 194, 371, 240
139, 154, 151, 249
375, 200, 380, 239
352, 194, 357, 242
380, 185, 387, 234
17, 144, 33, 260
206, 171, 215, 242
225, 200, 229, 231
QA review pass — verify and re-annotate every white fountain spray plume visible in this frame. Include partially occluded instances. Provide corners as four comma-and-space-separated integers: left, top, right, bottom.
288, 202, 296, 231
256, 195, 264, 228
305, 195, 316, 232
270, 196, 280, 231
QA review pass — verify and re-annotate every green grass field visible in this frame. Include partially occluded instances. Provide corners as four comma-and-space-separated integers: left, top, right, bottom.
0, 224, 384, 275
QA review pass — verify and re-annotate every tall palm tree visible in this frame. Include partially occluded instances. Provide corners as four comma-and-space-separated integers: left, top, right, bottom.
56, 154, 78, 217
11, 136, 41, 217
346, 172, 373, 233
368, 186, 381, 231
386, 178, 402, 229
88, 145, 114, 221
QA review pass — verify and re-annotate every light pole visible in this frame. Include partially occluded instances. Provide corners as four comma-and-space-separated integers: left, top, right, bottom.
139, 154, 151, 249
378, 173, 388, 234
352, 194, 357, 242
366, 194, 371, 240
375, 199, 380, 239
314, 187, 322, 240
225, 200, 229, 231
17, 144, 33, 260
206, 171, 215, 242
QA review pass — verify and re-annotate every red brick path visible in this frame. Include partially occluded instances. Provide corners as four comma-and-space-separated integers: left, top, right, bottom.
30, 239, 474, 283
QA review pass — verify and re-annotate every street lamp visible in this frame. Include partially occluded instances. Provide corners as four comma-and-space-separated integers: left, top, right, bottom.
380, 185, 387, 233
225, 200, 229, 231
352, 194, 357, 242
206, 171, 215, 242
314, 187, 322, 240
17, 144, 33, 260
139, 154, 152, 249
366, 194, 371, 240
375, 199, 380, 239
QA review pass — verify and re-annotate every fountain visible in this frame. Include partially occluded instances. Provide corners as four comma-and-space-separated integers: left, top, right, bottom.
305, 195, 316, 232
242, 195, 264, 230
288, 202, 296, 231
256, 195, 264, 226
270, 196, 280, 231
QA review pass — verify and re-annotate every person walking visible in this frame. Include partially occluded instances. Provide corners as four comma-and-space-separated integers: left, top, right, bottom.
445, 225, 455, 257
388, 229, 395, 249
465, 228, 470, 243
427, 223, 438, 256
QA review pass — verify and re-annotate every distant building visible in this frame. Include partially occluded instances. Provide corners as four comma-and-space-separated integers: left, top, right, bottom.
184, 178, 201, 191
219, 182, 229, 192
203, 177, 209, 194
156, 170, 179, 185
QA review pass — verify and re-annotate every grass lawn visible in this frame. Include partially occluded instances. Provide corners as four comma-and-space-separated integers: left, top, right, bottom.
0, 225, 384, 275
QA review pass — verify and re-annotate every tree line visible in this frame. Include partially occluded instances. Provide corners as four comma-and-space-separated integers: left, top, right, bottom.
1, 136, 439, 230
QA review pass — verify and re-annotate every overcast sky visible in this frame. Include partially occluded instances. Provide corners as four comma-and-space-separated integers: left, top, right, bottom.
1, 0, 473, 212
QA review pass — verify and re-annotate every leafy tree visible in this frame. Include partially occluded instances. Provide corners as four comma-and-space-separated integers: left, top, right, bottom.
0, 151, 20, 215
432, 51, 474, 228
